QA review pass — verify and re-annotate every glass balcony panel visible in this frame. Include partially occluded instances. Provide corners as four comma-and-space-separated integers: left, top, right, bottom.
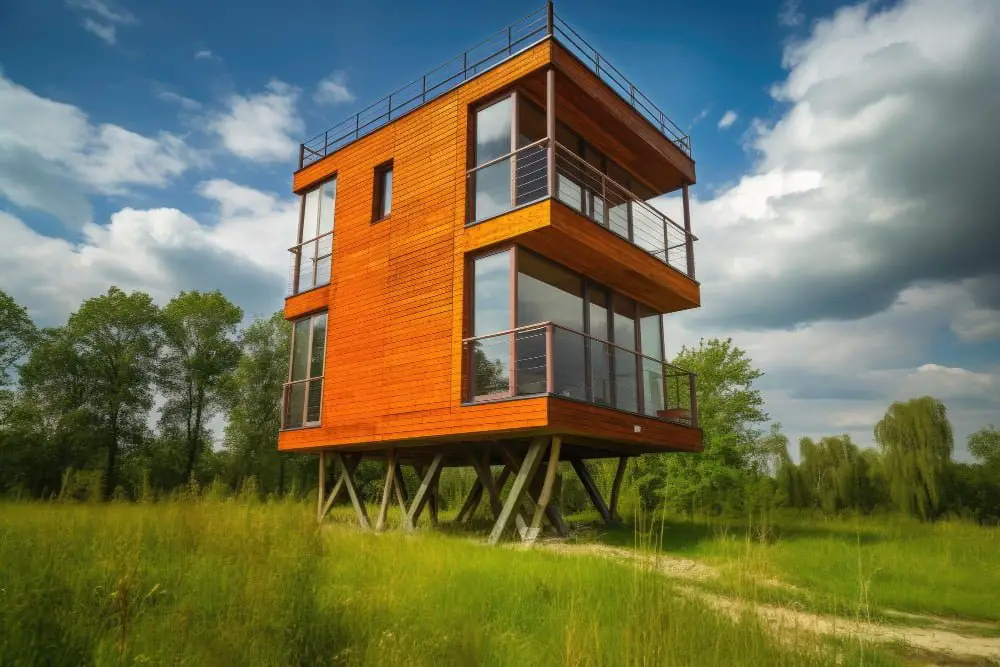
642, 358, 664, 417
306, 379, 323, 423
515, 328, 547, 395
590, 339, 613, 406
314, 255, 331, 289
613, 348, 638, 413
472, 337, 511, 399
515, 145, 548, 205
552, 327, 587, 400
284, 382, 306, 429
556, 173, 583, 212
473, 159, 512, 220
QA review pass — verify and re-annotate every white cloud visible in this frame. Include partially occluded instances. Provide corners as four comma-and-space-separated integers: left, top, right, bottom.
82, 18, 116, 44
717, 110, 738, 129
314, 71, 356, 106
0, 72, 200, 226
778, 0, 805, 27
0, 179, 296, 327
194, 49, 216, 60
66, 0, 135, 43
155, 89, 201, 111
209, 81, 304, 163
658, 0, 1000, 458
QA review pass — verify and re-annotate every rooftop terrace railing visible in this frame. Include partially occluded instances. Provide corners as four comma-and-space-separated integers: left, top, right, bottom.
299, 3, 691, 169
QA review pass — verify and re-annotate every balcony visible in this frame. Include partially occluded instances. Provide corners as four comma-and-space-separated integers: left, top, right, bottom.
287, 231, 333, 296
467, 139, 695, 279
463, 321, 698, 428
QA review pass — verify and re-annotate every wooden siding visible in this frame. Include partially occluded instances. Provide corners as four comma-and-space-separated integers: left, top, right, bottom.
278, 38, 702, 455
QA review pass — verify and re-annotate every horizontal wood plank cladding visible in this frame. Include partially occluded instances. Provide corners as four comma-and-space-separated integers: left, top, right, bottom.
546, 397, 703, 453
522, 199, 700, 313
278, 40, 555, 453
462, 200, 552, 253
549, 42, 696, 193
284, 286, 330, 320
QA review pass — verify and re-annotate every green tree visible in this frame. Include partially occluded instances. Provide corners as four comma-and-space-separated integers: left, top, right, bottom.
968, 425, 1000, 469
0, 289, 38, 386
159, 290, 243, 483
644, 338, 769, 514
221, 312, 305, 495
874, 396, 953, 520
67, 287, 162, 498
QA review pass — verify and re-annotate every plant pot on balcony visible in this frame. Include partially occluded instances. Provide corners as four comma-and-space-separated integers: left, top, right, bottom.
658, 408, 691, 421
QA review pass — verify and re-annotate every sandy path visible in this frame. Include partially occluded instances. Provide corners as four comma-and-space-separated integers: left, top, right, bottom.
541, 542, 1000, 662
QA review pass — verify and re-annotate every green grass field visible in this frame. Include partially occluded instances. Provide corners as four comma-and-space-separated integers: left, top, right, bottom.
590, 512, 1000, 624
0, 498, 903, 667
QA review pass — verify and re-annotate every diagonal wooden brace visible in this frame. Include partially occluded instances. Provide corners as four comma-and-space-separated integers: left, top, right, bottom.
332, 452, 370, 529
525, 436, 562, 544
376, 449, 397, 532
571, 459, 613, 525
318, 452, 362, 523
406, 454, 444, 531
488, 437, 546, 545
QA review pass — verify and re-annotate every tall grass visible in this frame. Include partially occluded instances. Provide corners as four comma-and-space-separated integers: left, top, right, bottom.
0, 498, 893, 666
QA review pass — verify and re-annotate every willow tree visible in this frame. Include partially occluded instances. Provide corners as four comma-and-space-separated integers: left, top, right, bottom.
874, 396, 953, 520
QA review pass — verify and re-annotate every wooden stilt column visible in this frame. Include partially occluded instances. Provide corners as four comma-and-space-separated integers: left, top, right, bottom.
406, 454, 444, 531
609, 456, 628, 522
376, 448, 397, 532
318, 453, 361, 523
525, 437, 562, 544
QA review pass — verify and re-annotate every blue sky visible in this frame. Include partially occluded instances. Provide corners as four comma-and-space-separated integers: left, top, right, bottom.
1, 0, 998, 458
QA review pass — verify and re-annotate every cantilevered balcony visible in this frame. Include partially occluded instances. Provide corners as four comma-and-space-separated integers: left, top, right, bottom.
463, 322, 698, 428
467, 139, 694, 279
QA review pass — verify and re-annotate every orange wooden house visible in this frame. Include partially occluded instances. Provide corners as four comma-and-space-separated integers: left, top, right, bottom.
278, 3, 702, 543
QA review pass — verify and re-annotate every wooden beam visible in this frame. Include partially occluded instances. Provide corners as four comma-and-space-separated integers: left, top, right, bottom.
332, 452, 370, 529
393, 463, 409, 504
406, 454, 444, 531
469, 451, 504, 519
375, 449, 396, 532
488, 437, 546, 545
456, 478, 484, 523
609, 456, 628, 521
571, 459, 613, 525
498, 449, 536, 537
526, 437, 562, 544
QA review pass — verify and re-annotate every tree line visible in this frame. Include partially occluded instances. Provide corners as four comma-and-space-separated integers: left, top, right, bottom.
1, 288, 998, 523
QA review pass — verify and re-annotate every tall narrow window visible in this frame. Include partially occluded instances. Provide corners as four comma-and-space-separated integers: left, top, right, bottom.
470, 250, 512, 400
282, 312, 328, 429
373, 161, 393, 221
472, 97, 513, 221
292, 177, 336, 295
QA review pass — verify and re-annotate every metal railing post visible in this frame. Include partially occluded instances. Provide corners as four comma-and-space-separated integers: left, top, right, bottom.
682, 183, 695, 278
298, 144, 305, 169
546, 1, 554, 36
688, 372, 699, 428
545, 324, 555, 393
422, 75, 426, 103
546, 68, 556, 198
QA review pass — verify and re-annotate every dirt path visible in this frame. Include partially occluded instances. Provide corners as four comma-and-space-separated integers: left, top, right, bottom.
541, 542, 1000, 663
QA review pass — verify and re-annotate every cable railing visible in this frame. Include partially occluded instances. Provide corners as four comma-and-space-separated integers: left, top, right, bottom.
298, 3, 691, 168
287, 231, 333, 296
466, 141, 695, 278
281, 377, 324, 429
463, 321, 698, 427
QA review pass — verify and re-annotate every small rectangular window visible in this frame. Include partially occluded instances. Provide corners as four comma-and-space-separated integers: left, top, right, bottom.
373, 161, 393, 221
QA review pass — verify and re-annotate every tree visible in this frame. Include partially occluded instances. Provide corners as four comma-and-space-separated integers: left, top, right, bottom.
874, 396, 953, 520
641, 338, 769, 514
0, 289, 37, 386
221, 312, 305, 495
159, 291, 243, 483
968, 425, 1000, 469
66, 288, 162, 499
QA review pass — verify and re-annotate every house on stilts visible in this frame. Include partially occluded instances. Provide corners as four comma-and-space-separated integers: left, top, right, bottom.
279, 2, 702, 544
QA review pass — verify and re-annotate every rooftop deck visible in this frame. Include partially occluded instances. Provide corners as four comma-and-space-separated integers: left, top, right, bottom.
298, 3, 691, 169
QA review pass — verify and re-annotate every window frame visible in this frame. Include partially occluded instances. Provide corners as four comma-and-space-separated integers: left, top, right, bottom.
372, 160, 394, 223
464, 245, 668, 414
292, 176, 336, 295
281, 311, 328, 430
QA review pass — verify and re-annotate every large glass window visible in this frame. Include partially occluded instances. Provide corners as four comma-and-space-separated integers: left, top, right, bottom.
471, 251, 512, 399
516, 251, 585, 398
472, 98, 512, 221
283, 312, 327, 429
466, 247, 670, 419
292, 177, 336, 295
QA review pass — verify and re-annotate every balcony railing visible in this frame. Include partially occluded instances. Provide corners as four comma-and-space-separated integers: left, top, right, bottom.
466, 141, 695, 278
298, 3, 690, 168
281, 377, 323, 429
463, 321, 698, 428
287, 231, 333, 296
